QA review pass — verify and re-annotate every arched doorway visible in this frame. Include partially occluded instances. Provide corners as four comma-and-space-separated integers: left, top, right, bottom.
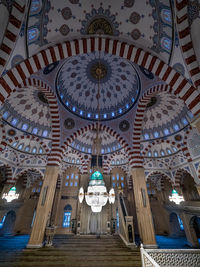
169, 213, 185, 237
0, 210, 16, 236
190, 216, 200, 239
89, 212, 101, 234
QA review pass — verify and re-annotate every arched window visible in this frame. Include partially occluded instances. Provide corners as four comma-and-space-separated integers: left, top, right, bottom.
18, 144, 24, 150
178, 216, 184, 230
154, 131, 159, 138
22, 123, 29, 131
116, 159, 120, 165
144, 133, 150, 140
160, 150, 165, 156
30, 0, 42, 15
72, 158, 75, 164
25, 146, 30, 152
32, 147, 37, 154
167, 148, 172, 154
12, 141, 18, 148
76, 159, 80, 164
172, 146, 177, 152
63, 205, 72, 228
164, 128, 170, 135
11, 118, 18, 126
161, 9, 172, 25
173, 124, 179, 131
148, 151, 152, 157
42, 130, 48, 137
161, 36, 172, 53
112, 160, 115, 165
0, 214, 6, 229
3, 111, 9, 120
154, 151, 158, 157
32, 127, 38, 135
28, 27, 39, 43
116, 208, 119, 229
39, 148, 43, 154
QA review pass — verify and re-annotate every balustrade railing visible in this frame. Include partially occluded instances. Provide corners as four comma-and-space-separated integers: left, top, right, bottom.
140, 244, 200, 267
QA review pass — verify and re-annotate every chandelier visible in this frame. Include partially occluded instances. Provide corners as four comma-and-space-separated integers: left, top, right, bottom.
169, 189, 184, 205
78, 50, 115, 212
79, 171, 115, 212
2, 186, 19, 202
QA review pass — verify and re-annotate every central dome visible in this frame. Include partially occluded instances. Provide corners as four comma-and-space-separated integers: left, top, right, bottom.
56, 52, 141, 120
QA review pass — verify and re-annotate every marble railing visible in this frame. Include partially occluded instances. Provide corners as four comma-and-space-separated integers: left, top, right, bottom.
140, 245, 200, 267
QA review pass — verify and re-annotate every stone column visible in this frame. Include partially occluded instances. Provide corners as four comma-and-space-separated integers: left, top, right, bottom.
27, 165, 59, 248
179, 212, 199, 247
131, 168, 157, 248
195, 184, 200, 196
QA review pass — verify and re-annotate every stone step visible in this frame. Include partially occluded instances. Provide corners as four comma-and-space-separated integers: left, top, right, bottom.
0, 235, 142, 267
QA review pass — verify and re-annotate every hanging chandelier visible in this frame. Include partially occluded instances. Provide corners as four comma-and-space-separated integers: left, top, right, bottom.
79, 171, 115, 213
2, 186, 19, 202
169, 189, 184, 205
78, 49, 115, 212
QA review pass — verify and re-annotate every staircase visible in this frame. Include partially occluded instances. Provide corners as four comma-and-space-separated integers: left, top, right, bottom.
0, 235, 142, 266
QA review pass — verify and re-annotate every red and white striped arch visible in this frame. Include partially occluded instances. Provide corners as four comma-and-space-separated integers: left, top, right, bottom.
176, 0, 200, 88
131, 84, 171, 168
0, 0, 26, 75
142, 139, 179, 156
0, 36, 199, 114
174, 168, 189, 188
19, 78, 61, 166
15, 167, 44, 186
2, 164, 13, 185
62, 122, 132, 165
0, 123, 7, 152
8, 134, 50, 155
146, 170, 173, 190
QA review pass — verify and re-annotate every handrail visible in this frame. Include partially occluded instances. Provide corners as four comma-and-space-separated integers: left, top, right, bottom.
140, 245, 200, 267
140, 244, 160, 267
117, 194, 129, 243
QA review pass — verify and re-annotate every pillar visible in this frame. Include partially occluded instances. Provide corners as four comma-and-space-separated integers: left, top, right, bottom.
179, 212, 199, 247
27, 165, 59, 248
131, 168, 157, 248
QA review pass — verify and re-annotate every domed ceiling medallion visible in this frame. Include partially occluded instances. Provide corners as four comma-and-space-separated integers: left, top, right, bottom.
64, 118, 75, 130
119, 120, 130, 132
56, 52, 141, 121
80, 7, 120, 36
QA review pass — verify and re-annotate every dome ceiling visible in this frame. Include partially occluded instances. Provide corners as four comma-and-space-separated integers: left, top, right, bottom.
27, 0, 173, 64
71, 130, 121, 154
1, 87, 51, 138
142, 91, 193, 140
56, 51, 140, 120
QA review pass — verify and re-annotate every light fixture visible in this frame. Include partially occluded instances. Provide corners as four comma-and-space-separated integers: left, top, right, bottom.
169, 189, 184, 205
78, 49, 115, 212
2, 186, 19, 202
79, 171, 115, 212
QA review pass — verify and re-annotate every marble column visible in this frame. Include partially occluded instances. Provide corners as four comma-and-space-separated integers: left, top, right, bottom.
131, 168, 157, 248
179, 212, 199, 247
27, 165, 59, 248
195, 184, 200, 197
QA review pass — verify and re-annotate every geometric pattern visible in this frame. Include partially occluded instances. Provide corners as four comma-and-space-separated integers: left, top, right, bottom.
56, 51, 140, 120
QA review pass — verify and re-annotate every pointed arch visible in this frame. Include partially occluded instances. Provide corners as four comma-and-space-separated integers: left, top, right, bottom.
0, 36, 199, 115
62, 122, 132, 164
